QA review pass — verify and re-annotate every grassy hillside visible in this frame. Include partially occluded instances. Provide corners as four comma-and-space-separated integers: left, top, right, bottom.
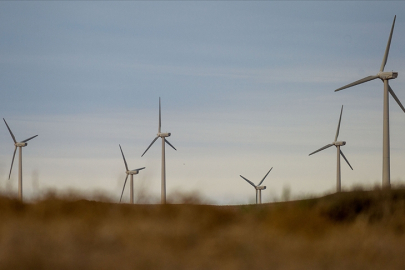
0, 188, 404, 269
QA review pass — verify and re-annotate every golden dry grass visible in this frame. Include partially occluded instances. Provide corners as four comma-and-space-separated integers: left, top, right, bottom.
0, 189, 405, 269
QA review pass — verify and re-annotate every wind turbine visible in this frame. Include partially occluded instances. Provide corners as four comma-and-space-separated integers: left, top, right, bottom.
309, 106, 353, 192
240, 167, 272, 204
3, 118, 38, 201
335, 15, 404, 188
141, 97, 177, 204
119, 144, 145, 204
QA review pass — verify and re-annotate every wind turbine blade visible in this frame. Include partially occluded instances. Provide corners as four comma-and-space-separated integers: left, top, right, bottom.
119, 144, 129, 171
159, 97, 161, 134
334, 75, 379, 92
340, 150, 353, 170
258, 167, 273, 186
21, 135, 38, 143
164, 139, 177, 151
3, 118, 17, 143
334, 105, 343, 142
309, 144, 334, 156
240, 175, 256, 188
380, 15, 396, 72
8, 147, 17, 179
388, 84, 405, 113
141, 137, 159, 157
132, 167, 146, 171
119, 174, 129, 203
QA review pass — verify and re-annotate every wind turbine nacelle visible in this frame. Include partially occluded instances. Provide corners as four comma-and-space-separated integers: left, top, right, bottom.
158, 132, 171, 137
256, 186, 266, 190
127, 170, 139, 175
334, 141, 346, 146
15, 142, 27, 147
378, 71, 398, 80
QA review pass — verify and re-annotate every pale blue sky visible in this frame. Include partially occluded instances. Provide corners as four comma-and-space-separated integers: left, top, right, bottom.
1, 2, 405, 204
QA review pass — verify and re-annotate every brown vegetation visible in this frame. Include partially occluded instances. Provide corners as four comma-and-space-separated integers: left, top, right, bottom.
0, 188, 405, 269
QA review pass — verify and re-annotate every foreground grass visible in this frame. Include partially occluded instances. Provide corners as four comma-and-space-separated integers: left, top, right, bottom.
0, 189, 405, 269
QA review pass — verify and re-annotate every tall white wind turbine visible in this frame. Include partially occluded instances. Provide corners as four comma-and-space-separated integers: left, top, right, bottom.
141, 98, 177, 204
119, 144, 145, 204
335, 16, 404, 188
240, 168, 272, 204
3, 118, 38, 201
309, 106, 353, 192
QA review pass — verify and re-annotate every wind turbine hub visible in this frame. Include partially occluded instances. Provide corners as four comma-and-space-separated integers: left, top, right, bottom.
158, 132, 171, 137
15, 142, 27, 147
334, 141, 346, 146
378, 71, 398, 80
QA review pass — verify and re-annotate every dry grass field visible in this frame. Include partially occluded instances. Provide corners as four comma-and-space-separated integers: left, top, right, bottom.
0, 188, 405, 270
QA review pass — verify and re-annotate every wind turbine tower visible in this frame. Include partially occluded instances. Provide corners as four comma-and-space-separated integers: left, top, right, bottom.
119, 145, 145, 204
240, 168, 272, 204
309, 106, 353, 192
3, 118, 38, 201
335, 16, 405, 188
141, 98, 177, 204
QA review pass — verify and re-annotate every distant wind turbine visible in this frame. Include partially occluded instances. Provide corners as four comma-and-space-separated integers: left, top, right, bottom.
309, 106, 353, 192
240, 168, 272, 204
335, 15, 404, 188
141, 98, 177, 204
3, 118, 38, 201
119, 144, 145, 204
